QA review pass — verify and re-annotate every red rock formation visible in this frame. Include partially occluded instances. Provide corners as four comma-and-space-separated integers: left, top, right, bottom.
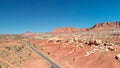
52, 22, 120, 33
92, 22, 120, 29
52, 27, 87, 33
0, 21, 120, 68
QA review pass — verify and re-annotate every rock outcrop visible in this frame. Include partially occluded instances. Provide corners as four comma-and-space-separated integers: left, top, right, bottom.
52, 22, 120, 33
116, 54, 120, 62
92, 22, 120, 29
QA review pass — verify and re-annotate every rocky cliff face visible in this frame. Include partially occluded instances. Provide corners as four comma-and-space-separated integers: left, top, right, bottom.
52, 22, 120, 33
92, 22, 120, 29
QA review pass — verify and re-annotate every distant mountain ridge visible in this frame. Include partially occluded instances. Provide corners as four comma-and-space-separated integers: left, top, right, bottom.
92, 22, 120, 29
52, 22, 120, 33
52, 27, 87, 33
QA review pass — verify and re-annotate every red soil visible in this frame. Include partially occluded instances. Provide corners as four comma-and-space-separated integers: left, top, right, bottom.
0, 22, 120, 68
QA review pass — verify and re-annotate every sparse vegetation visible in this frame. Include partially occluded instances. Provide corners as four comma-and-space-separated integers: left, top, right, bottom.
0, 22, 120, 68
72, 58, 75, 62
15, 46, 22, 52
48, 52, 50, 55
4, 46, 11, 51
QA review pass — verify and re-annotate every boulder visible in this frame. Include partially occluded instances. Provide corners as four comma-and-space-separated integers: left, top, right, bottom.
115, 54, 120, 62
104, 43, 114, 46
94, 39, 102, 45
87, 39, 102, 45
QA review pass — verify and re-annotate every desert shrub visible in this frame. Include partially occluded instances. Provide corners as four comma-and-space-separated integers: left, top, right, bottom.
15, 46, 22, 52
48, 52, 50, 55
4, 46, 11, 51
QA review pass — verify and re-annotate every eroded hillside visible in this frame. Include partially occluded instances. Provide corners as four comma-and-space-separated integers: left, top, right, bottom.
0, 22, 120, 68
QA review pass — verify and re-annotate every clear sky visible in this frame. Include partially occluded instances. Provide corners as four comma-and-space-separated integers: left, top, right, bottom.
0, 0, 120, 34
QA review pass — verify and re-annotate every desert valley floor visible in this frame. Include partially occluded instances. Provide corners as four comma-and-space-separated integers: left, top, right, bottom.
0, 22, 120, 68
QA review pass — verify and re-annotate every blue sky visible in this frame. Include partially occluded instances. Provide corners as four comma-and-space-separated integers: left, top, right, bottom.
0, 0, 120, 34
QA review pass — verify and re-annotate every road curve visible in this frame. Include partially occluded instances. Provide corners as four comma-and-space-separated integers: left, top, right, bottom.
25, 42, 61, 68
